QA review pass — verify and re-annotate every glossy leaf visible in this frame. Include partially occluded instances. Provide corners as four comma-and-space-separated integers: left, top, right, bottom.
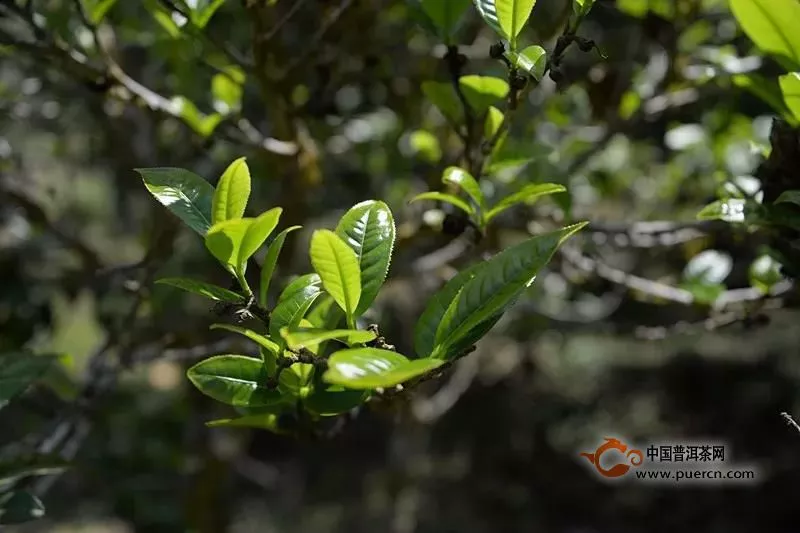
780, 72, 800, 121
473, 0, 538, 47
420, 0, 472, 42
323, 348, 445, 390
212, 157, 251, 224
137, 167, 214, 236
459, 75, 509, 112
432, 224, 586, 358
414, 262, 485, 358
239, 208, 282, 267
729, 0, 800, 71
205, 218, 253, 275
269, 274, 323, 344
0, 455, 70, 485
410, 191, 475, 217
155, 278, 244, 303
422, 81, 462, 123
187, 355, 281, 407
209, 324, 280, 356
443, 167, 485, 211
259, 225, 302, 307
0, 353, 57, 410
309, 230, 362, 321
305, 384, 368, 416
508, 45, 547, 80
486, 183, 566, 221
280, 328, 376, 350
0, 491, 45, 525
335, 201, 396, 316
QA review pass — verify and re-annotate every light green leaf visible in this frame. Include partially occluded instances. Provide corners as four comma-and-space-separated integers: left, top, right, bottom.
151, 8, 182, 38
410, 191, 475, 217
212, 157, 251, 224
84, 0, 118, 23
259, 225, 302, 307
420, 0, 472, 42
472, 0, 538, 47
209, 324, 280, 356
156, 277, 244, 303
422, 81, 462, 123
205, 218, 253, 275
432, 223, 586, 358
172, 96, 222, 137
414, 262, 485, 358
780, 72, 800, 121
335, 201, 396, 316
484, 106, 504, 139
458, 75, 509, 112
269, 274, 323, 344
239, 208, 282, 268
408, 130, 443, 163
309, 230, 362, 321
136, 167, 214, 236
187, 355, 281, 407
486, 183, 566, 221
212, 67, 245, 113
206, 412, 285, 433
0, 491, 45, 525
733, 73, 795, 123
0, 353, 57, 410
775, 190, 800, 207
443, 166, 485, 211
729, 0, 800, 71
280, 328, 376, 350
0, 456, 70, 485
323, 348, 444, 389
192, 0, 226, 28
507, 45, 547, 80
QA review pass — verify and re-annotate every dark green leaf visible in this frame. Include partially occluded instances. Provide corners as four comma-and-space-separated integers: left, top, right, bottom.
323, 348, 444, 389
137, 167, 214, 236
335, 200, 396, 316
775, 189, 800, 207
187, 355, 281, 407
422, 81, 462, 124
156, 278, 245, 303
0, 353, 57, 410
0, 491, 45, 525
0, 455, 70, 485
269, 274, 323, 345
305, 383, 368, 416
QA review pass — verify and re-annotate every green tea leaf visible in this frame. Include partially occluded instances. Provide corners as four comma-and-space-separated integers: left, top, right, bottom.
473, 0, 538, 47
335, 201, 396, 316
305, 384, 368, 416
410, 192, 475, 216
422, 81, 462, 123
137, 167, 214, 236
239, 208, 282, 268
484, 106, 504, 139
419, 0, 472, 42
486, 183, 566, 222
269, 274, 323, 345
409, 130, 443, 163
209, 324, 280, 356
259, 225, 302, 307
187, 355, 281, 407
507, 45, 547, 80
280, 328, 376, 350
192, 0, 226, 28
309, 230, 362, 321
775, 189, 800, 207
205, 218, 253, 275
212, 157, 251, 224
0, 455, 70, 485
733, 73, 794, 122
156, 278, 245, 303
414, 262, 485, 358
729, 0, 800, 71
0, 491, 45, 525
323, 348, 444, 389
432, 224, 586, 358
206, 411, 286, 433
779, 72, 800, 121
0, 353, 57, 410
212, 67, 245, 113
443, 167, 485, 211
458, 75, 509, 112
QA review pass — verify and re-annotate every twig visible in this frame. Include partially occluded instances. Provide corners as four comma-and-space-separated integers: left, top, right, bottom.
781, 412, 800, 435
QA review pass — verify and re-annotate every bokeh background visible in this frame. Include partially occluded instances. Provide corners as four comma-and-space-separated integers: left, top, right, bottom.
2, 0, 800, 531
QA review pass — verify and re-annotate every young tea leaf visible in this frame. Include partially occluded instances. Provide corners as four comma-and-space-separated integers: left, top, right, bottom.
419, 0, 472, 42
259, 225, 302, 307
507, 45, 547, 80
486, 183, 566, 222
156, 278, 245, 303
458, 75, 509, 112
473, 0, 538, 48
269, 274, 323, 345
335, 200, 396, 316
323, 348, 444, 389
443, 167, 485, 211
280, 327, 376, 350
780, 72, 800, 122
206, 412, 286, 433
309, 230, 362, 322
187, 355, 281, 407
212, 157, 251, 224
729, 0, 800, 71
209, 324, 280, 356
137, 167, 214, 236
238, 208, 282, 269
410, 192, 475, 217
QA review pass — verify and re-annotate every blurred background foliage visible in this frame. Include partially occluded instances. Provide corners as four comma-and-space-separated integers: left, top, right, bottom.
1, 0, 800, 531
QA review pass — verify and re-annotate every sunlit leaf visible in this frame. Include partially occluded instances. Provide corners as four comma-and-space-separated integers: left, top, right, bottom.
212, 67, 245, 113
204, 218, 253, 275
239, 208, 282, 265
335, 201, 396, 316
443, 167, 485, 211
729, 0, 800, 71
192, 0, 227, 28
156, 278, 245, 303
458, 75, 509, 112
507, 45, 547, 80
269, 274, 323, 346
187, 355, 281, 407
309, 230, 362, 321
209, 324, 280, 356
323, 348, 444, 389
280, 327, 376, 350
212, 157, 251, 224
572, 0, 595, 16
472, 0, 538, 47
779, 72, 800, 122
410, 191, 475, 217
408, 130, 443, 163
258, 225, 302, 307
206, 412, 285, 433
137, 167, 214, 236
484, 106, 504, 139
